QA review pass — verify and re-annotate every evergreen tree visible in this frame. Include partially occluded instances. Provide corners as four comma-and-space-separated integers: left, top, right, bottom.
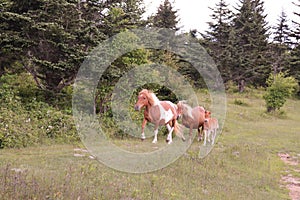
102, 0, 146, 37
273, 10, 291, 44
269, 10, 291, 74
202, 0, 234, 83
0, 0, 107, 91
0, 0, 147, 92
146, 0, 181, 69
291, 0, 300, 42
95, 0, 149, 114
230, 0, 270, 91
204, 0, 233, 45
151, 0, 180, 31
0, 0, 33, 76
290, 0, 300, 85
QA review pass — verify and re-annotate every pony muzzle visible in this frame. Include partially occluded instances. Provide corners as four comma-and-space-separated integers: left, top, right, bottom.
134, 105, 140, 111
176, 114, 181, 120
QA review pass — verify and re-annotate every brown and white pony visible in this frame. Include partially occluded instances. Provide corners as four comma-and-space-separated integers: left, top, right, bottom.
176, 101, 206, 142
134, 89, 185, 144
203, 110, 219, 146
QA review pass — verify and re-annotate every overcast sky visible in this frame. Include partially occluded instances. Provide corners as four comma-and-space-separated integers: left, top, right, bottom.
143, 0, 297, 33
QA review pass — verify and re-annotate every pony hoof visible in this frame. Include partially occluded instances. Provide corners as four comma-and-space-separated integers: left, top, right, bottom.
141, 138, 145, 141
166, 139, 172, 144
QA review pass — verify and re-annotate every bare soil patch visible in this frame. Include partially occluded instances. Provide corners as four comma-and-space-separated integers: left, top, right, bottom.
278, 153, 300, 200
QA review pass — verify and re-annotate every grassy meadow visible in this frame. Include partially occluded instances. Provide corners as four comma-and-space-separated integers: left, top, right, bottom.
0, 90, 299, 199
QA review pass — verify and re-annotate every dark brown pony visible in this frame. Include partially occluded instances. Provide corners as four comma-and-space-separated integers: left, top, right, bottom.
134, 89, 185, 144
177, 101, 205, 142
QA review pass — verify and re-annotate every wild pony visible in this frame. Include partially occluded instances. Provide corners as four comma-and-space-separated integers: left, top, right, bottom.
134, 89, 185, 144
176, 101, 205, 142
203, 110, 219, 146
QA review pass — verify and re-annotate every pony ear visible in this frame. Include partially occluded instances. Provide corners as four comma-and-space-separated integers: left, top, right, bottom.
139, 89, 148, 95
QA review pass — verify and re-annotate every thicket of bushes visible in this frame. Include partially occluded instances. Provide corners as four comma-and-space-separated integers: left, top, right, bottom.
0, 71, 299, 148
0, 73, 79, 148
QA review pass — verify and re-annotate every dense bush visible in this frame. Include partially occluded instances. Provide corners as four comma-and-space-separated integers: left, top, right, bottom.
263, 72, 299, 112
0, 74, 78, 148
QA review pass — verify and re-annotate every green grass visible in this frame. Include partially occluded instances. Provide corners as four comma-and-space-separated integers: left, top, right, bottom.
0, 92, 299, 199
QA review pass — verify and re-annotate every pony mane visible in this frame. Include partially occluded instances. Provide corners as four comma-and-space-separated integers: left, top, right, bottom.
179, 101, 194, 119
139, 89, 159, 106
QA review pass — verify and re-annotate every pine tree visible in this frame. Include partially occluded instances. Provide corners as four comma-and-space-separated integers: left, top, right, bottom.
95, 0, 149, 114
0, 0, 147, 92
0, 0, 34, 76
146, 0, 181, 68
291, 0, 300, 42
289, 0, 300, 85
204, 0, 233, 44
202, 0, 234, 83
151, 0, 180, 31
0, 0, 107, 91
230, 0, 270, 91
102, 0, 146, 37
269, 10, 291, 74
273, 10, 291, 44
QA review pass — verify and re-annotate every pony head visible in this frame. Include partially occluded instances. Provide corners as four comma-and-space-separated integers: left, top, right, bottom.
176, 101, 185, 118
204, 110, 211, 122
134, 89, 158, 111
176, 100, 193, 119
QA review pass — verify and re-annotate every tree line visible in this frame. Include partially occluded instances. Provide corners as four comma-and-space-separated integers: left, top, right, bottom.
0, 0, 299, 98
201, 0, 300, 93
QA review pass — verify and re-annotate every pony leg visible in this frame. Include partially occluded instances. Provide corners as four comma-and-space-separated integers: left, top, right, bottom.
189, 127, 193, 138
152, 124, 159, 144
166, 124, 174, 144
188, 127, 193, 143
166, 124, 172, 142
212, 129, 216, 145
141, 133, 146, 141
197, 127, 202, 142
152, 129, 158, 143
141, 118, 147, 140
203, 130, 207, 146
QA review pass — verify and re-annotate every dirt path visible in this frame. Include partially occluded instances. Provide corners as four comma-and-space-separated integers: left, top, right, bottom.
278, 153, 300, 200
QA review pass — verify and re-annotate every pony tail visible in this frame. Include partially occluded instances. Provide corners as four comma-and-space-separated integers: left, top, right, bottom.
174, 120, 185, 141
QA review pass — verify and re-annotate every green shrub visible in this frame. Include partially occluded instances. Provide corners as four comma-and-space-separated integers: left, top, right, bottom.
263, 72, 299, 112
233, 99, 248, 106
0, 74, 79, 148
